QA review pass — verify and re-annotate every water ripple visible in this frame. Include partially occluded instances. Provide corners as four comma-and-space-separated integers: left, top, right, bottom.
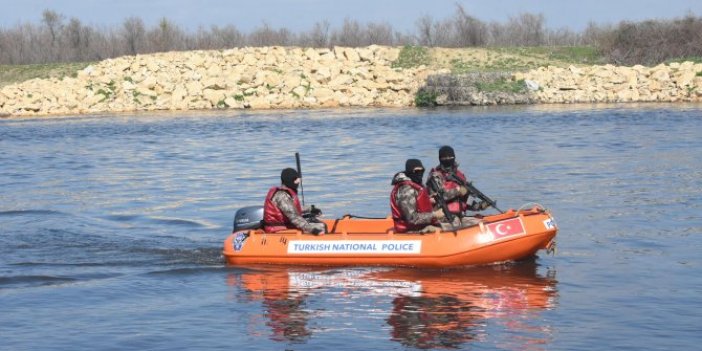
1, 105, 701, 350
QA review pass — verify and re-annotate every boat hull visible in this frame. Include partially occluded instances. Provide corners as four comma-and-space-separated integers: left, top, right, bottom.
223, 208, 557, 268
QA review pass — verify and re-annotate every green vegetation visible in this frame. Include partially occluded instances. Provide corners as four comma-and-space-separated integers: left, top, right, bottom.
501, 46, 603, 64
450, 59, 479, 73
216, 99, 229, 108
449, 46, 604, 74
392, 45, 431, 69
697, 71, 702, 77
96, 88, 112, 102
302, 80, 312, 95
414, 90, 438, 107
450, 57, 535, 73
268, 67, 283, 74
475, 78, 526, 93
665, 56, 702, 64
132, 90, 142, 103
0, 62, 92, 87
91, 80, 117, 102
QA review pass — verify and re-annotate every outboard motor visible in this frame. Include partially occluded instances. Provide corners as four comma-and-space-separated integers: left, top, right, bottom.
232, 206, 264, 232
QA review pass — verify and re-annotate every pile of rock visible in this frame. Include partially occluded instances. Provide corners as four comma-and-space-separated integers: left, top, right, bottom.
1, 46, 701, 117
0, 46, 432, 116
517, 62, 702, 104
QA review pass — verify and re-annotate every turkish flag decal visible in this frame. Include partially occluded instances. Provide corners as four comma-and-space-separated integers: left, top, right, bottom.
486, 217, 525, 239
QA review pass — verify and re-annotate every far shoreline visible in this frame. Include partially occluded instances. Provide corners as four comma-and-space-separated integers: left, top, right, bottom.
1, 46, 701, 118
4, 101, 702, 122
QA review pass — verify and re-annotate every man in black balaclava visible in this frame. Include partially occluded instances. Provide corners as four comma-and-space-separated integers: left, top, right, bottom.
438, 145, 456, 169
405, 158, 425, 185
262, 167, 326, 234
427, 145, 488, 229
281, 167, 300, 192
390, 159, 445, 233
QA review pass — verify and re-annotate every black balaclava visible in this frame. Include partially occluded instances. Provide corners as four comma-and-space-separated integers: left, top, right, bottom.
281, 168, 300, 192
405, 159, 425, 185
439, 145, 456, 168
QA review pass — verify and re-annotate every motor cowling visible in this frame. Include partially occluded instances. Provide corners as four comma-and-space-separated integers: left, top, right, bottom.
232, 206, 264, 232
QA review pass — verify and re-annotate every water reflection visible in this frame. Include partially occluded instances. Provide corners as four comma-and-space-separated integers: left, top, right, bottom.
375, 264, 557, 349
228, 269, 313, 342
227, 262, 557, 348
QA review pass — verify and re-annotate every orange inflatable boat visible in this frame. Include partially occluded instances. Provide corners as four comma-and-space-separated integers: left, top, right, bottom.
223, 206, 557, 268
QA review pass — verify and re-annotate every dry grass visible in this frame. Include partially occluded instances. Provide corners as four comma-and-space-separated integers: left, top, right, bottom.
0, 62, 92, 87
428, 46, 602, 73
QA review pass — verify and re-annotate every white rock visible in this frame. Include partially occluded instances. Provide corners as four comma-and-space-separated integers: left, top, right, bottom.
203, 89, 226, 105
525, 80, 540, 91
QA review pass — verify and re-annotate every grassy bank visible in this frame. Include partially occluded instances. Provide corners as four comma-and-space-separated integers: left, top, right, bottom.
0, 62, 92, 87
432, 46, 603, 73
390, 45, 606, 73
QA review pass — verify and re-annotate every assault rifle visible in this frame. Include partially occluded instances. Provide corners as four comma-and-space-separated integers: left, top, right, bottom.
426, 175, 456, 224
445, 173, 504, 213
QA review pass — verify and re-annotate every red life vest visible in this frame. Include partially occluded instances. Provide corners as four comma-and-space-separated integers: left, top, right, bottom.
263, 186, 302, 232
431, 167, 468, 214
390, 181, 434, 233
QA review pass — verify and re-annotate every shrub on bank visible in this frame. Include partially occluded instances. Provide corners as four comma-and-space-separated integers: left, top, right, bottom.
414, 90, 438, 107
594, 15, 702, 65
2, 7, 700, 67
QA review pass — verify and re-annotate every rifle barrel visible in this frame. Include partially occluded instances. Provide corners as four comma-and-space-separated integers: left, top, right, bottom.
294, 152, 305, 206
447, 173, 503, 213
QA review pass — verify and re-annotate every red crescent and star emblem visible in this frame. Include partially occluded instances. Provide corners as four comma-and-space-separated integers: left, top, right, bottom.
486, 217, 525, 239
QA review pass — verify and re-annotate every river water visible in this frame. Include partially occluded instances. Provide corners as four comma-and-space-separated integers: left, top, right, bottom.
1, 104, 701, 350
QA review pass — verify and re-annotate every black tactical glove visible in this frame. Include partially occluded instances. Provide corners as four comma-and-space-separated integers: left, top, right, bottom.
310, 205, 322, 216
469, 200, 490, 211
303, 205, 323, 220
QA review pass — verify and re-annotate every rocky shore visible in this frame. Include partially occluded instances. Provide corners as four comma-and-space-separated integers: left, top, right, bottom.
518, 62, 702, 104
417, 62, 702, 106
0, 46, 701, 117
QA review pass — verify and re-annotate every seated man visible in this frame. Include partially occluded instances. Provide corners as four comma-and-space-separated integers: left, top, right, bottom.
427, 146, 488, 229
390, 159, 445, 233
263, 168, 326, 234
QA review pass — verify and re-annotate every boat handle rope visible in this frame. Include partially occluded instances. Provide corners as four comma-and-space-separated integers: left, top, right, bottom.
342, 214, 387, 220
517, 202, 547, 212
330, 214, 387, 234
